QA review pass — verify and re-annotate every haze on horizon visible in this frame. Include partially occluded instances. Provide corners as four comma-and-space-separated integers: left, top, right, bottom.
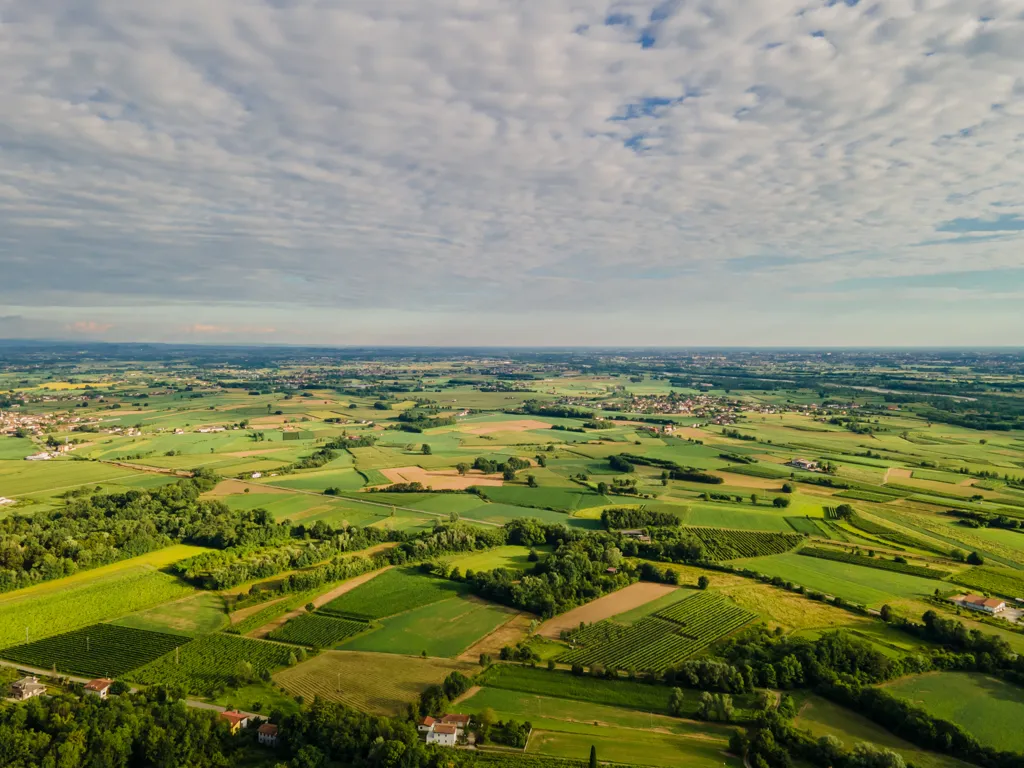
0, 0, 1022, 347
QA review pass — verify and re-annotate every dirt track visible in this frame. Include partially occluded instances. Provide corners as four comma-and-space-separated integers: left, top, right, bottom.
538, 582, 679, 638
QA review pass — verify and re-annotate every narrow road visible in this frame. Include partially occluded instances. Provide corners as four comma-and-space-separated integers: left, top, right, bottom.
0, 659, 251, 717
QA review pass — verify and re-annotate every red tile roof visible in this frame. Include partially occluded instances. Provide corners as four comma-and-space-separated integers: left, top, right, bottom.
220, 710, 248, 726
84, 678, 112, 692
258, 723, 279, 735
433, 724, 458, 735
442, 713, 470, 725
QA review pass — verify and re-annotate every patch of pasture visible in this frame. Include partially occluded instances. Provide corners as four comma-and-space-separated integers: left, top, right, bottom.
318, 568, 465, 620
109, 592, 228, 636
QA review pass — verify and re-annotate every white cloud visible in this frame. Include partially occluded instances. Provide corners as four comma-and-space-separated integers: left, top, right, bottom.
0, 0, 1022, 342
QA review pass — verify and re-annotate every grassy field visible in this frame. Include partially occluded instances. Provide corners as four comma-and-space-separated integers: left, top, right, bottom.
459, 688, 741, 768
476, 664, 675, 713
448, 545, 546, 573
339, 596, 514, 657
274, 650, 476, 715
794, 694, 974, 768
109, 592, 228, 636
882, 673, 1024, 752
737, 552, 943, 606
319, 568, 466, 620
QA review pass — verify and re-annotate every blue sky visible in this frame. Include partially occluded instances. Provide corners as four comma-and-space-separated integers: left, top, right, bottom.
0, 0, 1022, 345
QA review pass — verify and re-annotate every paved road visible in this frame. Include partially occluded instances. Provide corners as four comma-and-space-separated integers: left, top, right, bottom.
0, 659, 251, 717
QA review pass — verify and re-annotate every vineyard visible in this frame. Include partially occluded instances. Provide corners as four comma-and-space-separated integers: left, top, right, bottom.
318, 568, 464, 620
129, 633, 295, 694
0, 624, 189, 678
558, 592, 755, 672
952, 566, 1024, 600
835, 490, 902, 503
685, 528, 804, 560
269, 613, 370, 647
797, 547, 950, 580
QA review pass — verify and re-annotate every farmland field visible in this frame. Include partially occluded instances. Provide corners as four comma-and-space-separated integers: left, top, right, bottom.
794, 694, 975, 768
882, 673, 1024, 752
558, 591, 755, 672
110, 592, 228, 636
0, 568, 195, 649
339, 595, 514, 657
274, 650, 476, 715
1, 623, 190, 678
448, 545, 546, 572
687, 527, 804, 560
318, 568, 466, 620
476, 664, 675, 713
269, 613, 371, 647
130, 633, 295, 694
737, 552, 944, 605
951, 566, 1024, 599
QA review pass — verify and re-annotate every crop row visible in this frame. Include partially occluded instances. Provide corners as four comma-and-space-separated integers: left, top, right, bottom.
0, 623, 189, 678
686, 528, 804, 560
797, 546, 950, 580
785, 517, 831, 536
269, 613, 370, 648
559, 592, 755, 672
129, 633, 295, 695
952, 567, 1024, 600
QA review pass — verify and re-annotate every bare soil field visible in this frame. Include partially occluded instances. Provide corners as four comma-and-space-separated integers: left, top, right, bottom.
538, 582, 679, 638
464, 419, 552, 435
458, 612, 532, 661
205, 479, 289, 496
380, 466, 504, 490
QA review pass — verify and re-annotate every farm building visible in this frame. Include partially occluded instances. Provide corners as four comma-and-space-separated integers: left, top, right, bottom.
257, 723, 279, 746
219, 710, 249, 734
11, 676, 46, 701
84, 678, 113, 699
425, 723, 458, 747
417, 716, 436, 733
952, 594, 1006, 614
787, 458, 819, 471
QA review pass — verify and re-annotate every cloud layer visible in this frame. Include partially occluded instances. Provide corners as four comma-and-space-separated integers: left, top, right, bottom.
0, 0, 1022, 344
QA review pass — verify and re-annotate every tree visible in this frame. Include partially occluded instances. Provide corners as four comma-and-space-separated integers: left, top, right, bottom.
772, 497, 791, 508
669, 687, 687, 716
697, 575, 710, 590
421, 444, 432, 455
527, 474, 538, 487
456, 463, 469, 476
479, 653, 492, 667
781, 483, 794, 493
590, 745, 598, 768
750, 493, 759, 505
879, 604, 893, 622
967, 551, 984, 565
597, 481, 609, 495
503, 467, 517, 481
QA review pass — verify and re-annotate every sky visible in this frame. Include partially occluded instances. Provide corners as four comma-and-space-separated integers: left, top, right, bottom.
0, 0, 1022, 347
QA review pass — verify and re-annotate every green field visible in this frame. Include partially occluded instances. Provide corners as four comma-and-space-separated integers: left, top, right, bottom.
130, 633, 295, 695
794, 694, 974, 768
738, 552, 944, 606
459, 688, 741, 768
0, 568, 195, 649
448, 545, 544, 573
269, 613, 371, 647
109, 592, 229, 636
339, 595, 513, 657
883, 673, 1024, 752
477, 664, 674, 713
1, 623, 190, 678
951, 566, 1024, 599
318, 568, 466, 620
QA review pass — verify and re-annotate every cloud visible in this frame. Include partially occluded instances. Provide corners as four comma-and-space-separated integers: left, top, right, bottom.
0, 0, 1021, 343
64, 321, 114, 334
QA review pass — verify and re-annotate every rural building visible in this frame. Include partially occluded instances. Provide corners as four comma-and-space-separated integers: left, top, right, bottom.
417, 716, 436, 733
0, 497, 15, 506
219, 710, 249, 734
257, 723, 279, 746
953, 594, 1006, 614
25, 452, 54, 461
84, 678, 113, 698
425, 723, 458, 747
441, 714, 470, 728
11, 676, 46, 701
787, 458, 819, 471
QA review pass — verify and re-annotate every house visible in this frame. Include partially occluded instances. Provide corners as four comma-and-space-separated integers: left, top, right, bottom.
25, 452, 54, 461
11, 676, 46, 701
417, 716, 437, 733
605, 567, 619, 574
953, 594, 1006, 615
787, 458, 819, 471
425, 723, 458, 747
0, 497, 15, 506
219, 710, 249, 734
84, 678, 113, 699
257, 723, 279, 746
251, 472, 262, 479
441, 714, 470, 729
